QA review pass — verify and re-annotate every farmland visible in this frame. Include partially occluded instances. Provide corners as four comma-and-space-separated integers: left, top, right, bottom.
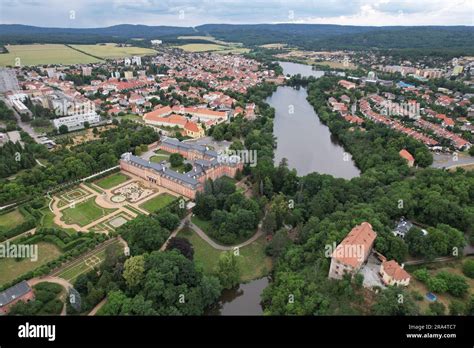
0, 44, 100, 66
70, 43, 157, 59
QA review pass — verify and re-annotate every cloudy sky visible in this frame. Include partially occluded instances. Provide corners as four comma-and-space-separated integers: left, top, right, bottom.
0, 0, 473, 27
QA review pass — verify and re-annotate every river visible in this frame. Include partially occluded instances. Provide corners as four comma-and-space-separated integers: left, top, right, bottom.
267, 62, 360, 179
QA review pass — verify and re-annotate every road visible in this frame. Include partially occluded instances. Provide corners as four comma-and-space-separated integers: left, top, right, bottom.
431, 152, 474, 169
1, 97, 42, 143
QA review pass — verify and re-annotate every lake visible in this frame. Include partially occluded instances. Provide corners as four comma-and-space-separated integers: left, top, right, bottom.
267, 85, 360, 179
206, 277, 269, 315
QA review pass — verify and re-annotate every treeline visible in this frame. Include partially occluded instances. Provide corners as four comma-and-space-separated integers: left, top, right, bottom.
0, 141, 36, 178
0, 120, 159, 204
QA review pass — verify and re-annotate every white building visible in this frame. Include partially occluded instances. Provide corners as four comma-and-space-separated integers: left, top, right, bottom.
53, 112, 100, 130
131, 56, 142, 66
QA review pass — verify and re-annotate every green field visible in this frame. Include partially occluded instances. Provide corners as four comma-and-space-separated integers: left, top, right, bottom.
95, 173, 130, 189
57, 250, 107, 282
61, 198, 116, 227
174, 43, 229, 52
0, 44, 100, 66
139, 193, 176, 213
178, 228, 271, 282
0, 209, 26, 231
70, 44, 157, 59
0, 242, 63, 286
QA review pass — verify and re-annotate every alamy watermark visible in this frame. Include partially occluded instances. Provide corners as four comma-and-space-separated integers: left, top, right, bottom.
0, 241, 38, 262
217, 149, 258, 167
380, 100, 420, 119
324, 242, 365, 262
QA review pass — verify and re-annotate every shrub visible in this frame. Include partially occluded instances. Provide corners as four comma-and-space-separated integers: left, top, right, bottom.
427, 277, 448, 293
462, 259, 474, 279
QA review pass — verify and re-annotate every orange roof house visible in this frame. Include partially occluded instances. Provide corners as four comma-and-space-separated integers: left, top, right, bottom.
144, 106, 172, 120
144, 113, 188, 128
184, 121, 205, 139
399, 149, 415, 167
380, 260, 411, 286
328, 222, 377, 279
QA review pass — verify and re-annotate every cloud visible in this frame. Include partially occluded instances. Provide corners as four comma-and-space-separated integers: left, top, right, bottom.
0, 0, 472, 27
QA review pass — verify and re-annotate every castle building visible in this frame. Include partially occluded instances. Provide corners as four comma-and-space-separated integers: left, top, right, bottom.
120, 138, 243, 199
328, 222, 377, 280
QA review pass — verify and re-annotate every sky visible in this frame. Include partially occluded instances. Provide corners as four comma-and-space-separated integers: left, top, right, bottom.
0, 0, 473, 27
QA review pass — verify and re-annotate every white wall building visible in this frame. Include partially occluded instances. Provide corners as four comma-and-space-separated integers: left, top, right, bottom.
53, 112, 100, 130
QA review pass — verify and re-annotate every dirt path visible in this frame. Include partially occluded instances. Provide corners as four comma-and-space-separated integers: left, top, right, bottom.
187, 216, 263, 251
88, 298, 107, 316
27, 276, 73, 316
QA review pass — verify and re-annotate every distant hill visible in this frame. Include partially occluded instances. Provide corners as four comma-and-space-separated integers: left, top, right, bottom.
0, 23, 473, 51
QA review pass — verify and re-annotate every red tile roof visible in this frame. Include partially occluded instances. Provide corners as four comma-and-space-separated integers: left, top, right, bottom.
382, 260, 410, 281
399, 149, 414, 163
332, 222, 377, 268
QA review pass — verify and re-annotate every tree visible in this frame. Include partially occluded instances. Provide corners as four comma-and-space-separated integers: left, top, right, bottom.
59, 124, 68, 134
123, 255, 145, 289
118, 215, 169, 254
428, 302, 445, 315
83, 121, 90, 129
169, 153, 184, 168
215, 251, 240, 289
449, 300, 466, 316
436, 272, 469, 298
372, 287, 419, 315
166, 237, 194, 260
266, 228, 292, 257
427, 277, 448, 293
154, 211, 180, 231
262, 211, 277, 235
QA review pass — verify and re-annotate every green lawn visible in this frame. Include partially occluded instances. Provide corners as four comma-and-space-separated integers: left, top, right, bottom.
61, 198, 116, 227
0, 242, 63, 286
178, 227, 272, 282
150, 155, 169, 163
119, 114, 143, 123
0, 44, 100, 66
39, 207, 77, 235
0, 209, 26, 231
155, 149, 172, 156
191, 216, 213, 233
139, 193, 176, 213
95, 173, 130, 189
178, 227, 221, 273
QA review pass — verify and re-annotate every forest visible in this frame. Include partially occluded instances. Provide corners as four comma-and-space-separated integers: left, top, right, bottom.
252, 77, 474, 315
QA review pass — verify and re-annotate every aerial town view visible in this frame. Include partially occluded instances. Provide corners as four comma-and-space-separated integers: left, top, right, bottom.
0, 0, 473, 346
